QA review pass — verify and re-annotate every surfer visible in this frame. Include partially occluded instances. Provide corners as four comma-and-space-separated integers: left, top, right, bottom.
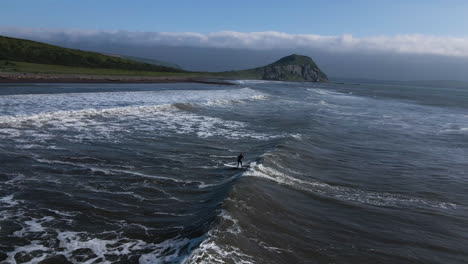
237, 153, 244, 168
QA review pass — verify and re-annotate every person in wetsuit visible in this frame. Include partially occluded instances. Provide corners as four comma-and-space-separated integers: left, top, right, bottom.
237, 153, 244, 168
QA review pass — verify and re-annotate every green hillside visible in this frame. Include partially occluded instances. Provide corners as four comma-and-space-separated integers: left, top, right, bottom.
0, 60, 198, 77
0, 35, 184, 73
0, 36, 327, 82
109, 54, 182, 69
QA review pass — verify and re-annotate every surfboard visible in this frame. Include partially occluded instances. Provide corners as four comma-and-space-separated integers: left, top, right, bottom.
224, 163, 247, 170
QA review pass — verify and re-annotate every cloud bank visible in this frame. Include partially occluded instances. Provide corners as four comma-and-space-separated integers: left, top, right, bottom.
2, 26, 468, 81
1, 26, 468, 57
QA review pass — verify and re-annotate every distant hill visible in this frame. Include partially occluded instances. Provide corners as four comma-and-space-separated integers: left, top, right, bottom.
105, 54, 182, 69
0, 35, 184, 73
218, 54, 328, 82
0, 35, 327, 83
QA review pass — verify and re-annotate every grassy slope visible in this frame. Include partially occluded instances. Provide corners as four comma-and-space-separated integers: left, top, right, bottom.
0, 60, 201, 77
0, 35, 184, 73
0, 59, 245, 79
115, 55, 182, 69
213, 69, 261, 79
0, 36, 327, 81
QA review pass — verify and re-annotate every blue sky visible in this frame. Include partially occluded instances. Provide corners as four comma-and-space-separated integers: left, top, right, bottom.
1, 0, 468, 80
1, 0, 467, 36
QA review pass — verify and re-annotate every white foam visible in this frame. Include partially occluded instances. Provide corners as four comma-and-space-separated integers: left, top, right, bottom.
185, 229, 254, 264
306, 87, 468, 138
307, 88, 343, 96
46, 209, 76, 217
197, 173, 239, 189
0, 194, 19, 207
256, 240, 292, 253
219, 210, 242, 235
139, 236, 204, 264
0, 128, 21, 137
14, 216, 54, 237
5, 173, 26, 185
5, 242, 49, 264
244, 162, 457, 210
440, 127, 468, 134
152, 211, 194, 217
182, 206, 256, 264
233, 80, 273, 85
0, 87, 264, 118
14, 144, 43, 149
4, 220, 207, 264
1, 206, 51, 263
0, 87, 276, 144
33, 157, 199, 187
186, 241, 255, 264
58, 231, 145, 263
0, 98, 276, 143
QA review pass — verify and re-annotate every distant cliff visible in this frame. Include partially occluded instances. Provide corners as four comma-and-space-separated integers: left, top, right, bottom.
219, 54, 328, 82
259, 54, 328, 82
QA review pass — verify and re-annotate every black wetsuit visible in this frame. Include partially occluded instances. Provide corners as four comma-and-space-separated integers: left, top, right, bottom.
237, 154, 244, 168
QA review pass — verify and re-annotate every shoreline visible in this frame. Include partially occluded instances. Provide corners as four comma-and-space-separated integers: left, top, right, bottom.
0, 72, 234, 85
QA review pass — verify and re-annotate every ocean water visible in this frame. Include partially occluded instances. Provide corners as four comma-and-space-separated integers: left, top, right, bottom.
0, 81, 467, 264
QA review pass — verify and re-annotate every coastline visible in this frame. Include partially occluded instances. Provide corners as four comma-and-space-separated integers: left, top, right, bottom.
0, 72, 234, 85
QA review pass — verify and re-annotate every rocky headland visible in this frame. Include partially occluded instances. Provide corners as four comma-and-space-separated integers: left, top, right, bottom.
258, 54, 328, 82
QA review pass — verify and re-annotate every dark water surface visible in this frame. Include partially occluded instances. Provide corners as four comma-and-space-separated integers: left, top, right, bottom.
0, 81, 467, 263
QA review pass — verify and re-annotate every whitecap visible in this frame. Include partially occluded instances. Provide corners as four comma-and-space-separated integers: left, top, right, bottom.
244, 162, 457, 210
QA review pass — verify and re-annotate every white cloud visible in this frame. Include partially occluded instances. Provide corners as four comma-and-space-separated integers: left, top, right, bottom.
1, 26, 468, 57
